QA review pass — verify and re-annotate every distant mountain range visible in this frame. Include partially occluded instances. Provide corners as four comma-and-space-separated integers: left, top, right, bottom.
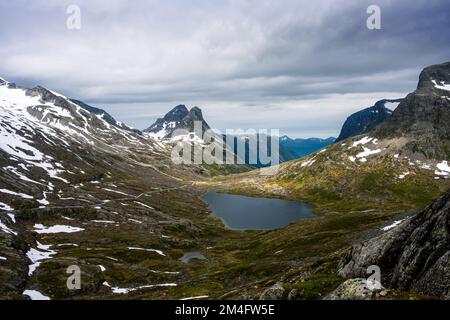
143, 105, 337, 167
280, 136, 336, 158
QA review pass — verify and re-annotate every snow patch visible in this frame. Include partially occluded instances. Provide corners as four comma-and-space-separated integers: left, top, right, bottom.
180, 296, 209, 301
436, 161, 450, 176
301, 158, 316, 167
103, 281, 177, 294
382, 219, 405, 232
355, 147, 382, 161
0, 188, 33, 199
34, 224, 84, 234
127, 247, 165, 257
134, 201, 154, 209
23, 289, 51, 300
399, 172, 410, 179
432, 80, 450, 92
26, 242, 57, 276
384, 101, 401, 111
351, 136, 373, 148
0, 202, 13, 211
91, 220, 115, 224
0, 220, 17, 235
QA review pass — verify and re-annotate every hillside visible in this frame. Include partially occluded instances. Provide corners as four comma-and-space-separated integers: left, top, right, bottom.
339, 190, 450, 299
206, 62, 450, 211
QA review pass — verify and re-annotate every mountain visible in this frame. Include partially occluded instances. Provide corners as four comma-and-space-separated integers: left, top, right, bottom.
226, 134, 297, 168
145, 105, 294, 167
335, 99, 403, 142
201, 61, 450, 300
374, 62, 450, 160
280, 136, 336, 158
0, 77, 248, 299
69, 99, 138, 133
339, 189, 450, 299
211, 62, 450, 212
143, 105, 210, 140
1, 62, 450, 301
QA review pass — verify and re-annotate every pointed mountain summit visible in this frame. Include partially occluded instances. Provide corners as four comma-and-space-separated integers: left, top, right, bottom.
144, 105, 210, 140
335, 99, 403, 142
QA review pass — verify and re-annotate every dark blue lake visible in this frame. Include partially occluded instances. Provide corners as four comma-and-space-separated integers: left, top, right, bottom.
202, 192, 316, 230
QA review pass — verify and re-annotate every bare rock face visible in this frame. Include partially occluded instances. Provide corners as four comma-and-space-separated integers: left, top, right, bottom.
375, 62, 450, 160
259, 282, 285, 300
144, 105, 211, 139
335, 99, 402, 143
339, 190, 450, 299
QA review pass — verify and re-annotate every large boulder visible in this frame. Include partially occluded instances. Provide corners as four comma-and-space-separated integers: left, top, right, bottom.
339, 190, 450, 299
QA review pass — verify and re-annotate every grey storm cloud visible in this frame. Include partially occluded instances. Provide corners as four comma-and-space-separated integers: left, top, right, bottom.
0, 0, 449, 137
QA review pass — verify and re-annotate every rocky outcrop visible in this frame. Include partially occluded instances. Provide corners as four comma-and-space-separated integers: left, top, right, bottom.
0, 216, 29, 299
143, 104, 189, 137
336, 99, 402, 143
325, 279, 387, 300
259, 282, 285, 300
177, 107, 210, 136
339, 190, 450, 299
374, 62, 450, 159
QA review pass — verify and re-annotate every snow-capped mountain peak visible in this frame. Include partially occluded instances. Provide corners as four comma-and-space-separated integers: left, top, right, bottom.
0, 79, 164, 206
144, 105, 210, 141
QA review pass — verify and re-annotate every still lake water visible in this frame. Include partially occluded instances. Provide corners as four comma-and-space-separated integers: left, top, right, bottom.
202, 192, 316, 230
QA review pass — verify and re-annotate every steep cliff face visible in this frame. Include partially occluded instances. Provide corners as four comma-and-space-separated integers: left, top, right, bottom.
336, 99, 402, 143
375, 62, 450, 160
339, 190, 450, 299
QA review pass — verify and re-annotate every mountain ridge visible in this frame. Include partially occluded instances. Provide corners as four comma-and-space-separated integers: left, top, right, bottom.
335, 98, 403, 143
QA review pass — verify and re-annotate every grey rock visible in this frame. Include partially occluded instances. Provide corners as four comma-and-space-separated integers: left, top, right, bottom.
288, 288, 299, 300
259, 282, 285, 300
336, 99, 403, 142
143, 104, 212, 140
375, 61, 450, 159
339, 190, 450, 299
325, 278, 382, 300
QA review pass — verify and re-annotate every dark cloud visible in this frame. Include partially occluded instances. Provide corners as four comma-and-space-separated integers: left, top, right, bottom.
0, 0, 448, 137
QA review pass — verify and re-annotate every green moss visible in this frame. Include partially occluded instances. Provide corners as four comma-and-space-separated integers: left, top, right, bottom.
307, 188, 342, 201
358, 173, 383, 192
202, 163, 251, 176
388, 181, 440, 207
285, 261, 343, 300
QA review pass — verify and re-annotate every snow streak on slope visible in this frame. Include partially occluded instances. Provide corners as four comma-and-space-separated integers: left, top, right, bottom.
0, 79, 164, 211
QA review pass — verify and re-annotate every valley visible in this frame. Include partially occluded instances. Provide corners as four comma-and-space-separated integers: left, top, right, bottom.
1, 61, 450, 300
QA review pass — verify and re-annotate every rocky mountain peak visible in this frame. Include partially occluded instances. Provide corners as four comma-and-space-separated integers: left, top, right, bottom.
417, 61, 450, 93
374, 61, 450, 159
164, 104, 189, 122
144, 105, 210, 140
180, 107, 208, 126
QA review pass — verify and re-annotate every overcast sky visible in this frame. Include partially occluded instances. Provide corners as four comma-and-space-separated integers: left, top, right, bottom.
1, 0, 449, 138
